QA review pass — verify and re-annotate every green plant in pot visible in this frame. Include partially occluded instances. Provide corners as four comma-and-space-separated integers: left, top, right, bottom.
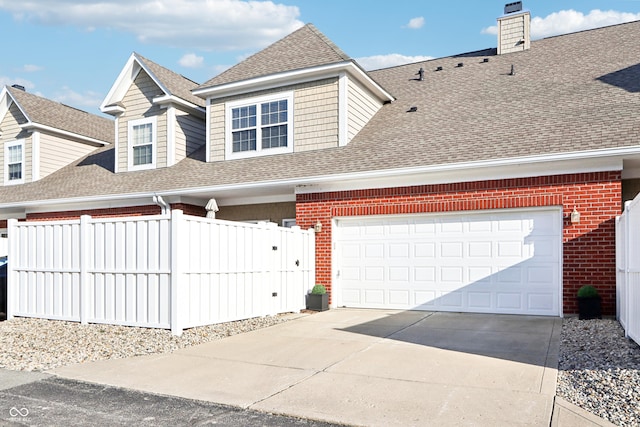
306, 284, 329, 312
577, 285, 601, 320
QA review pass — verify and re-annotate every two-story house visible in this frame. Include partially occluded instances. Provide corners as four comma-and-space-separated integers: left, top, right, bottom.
0, 85, 114, 235
1, 6, 640, 317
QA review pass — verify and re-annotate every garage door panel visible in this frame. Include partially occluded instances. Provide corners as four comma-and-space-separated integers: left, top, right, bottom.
468, 292, 492, 309
415, 243, 436, 258
335, 209, 561, 316
496, 292, 522, 309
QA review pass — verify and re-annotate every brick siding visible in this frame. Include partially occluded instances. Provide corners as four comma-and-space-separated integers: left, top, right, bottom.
24, 203, 206, 221
296, 172, 621, 315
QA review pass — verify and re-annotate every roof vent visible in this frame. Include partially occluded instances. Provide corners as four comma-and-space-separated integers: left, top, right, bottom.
436, 66, 443, 71
416, 67, 425, 81
11, 84, 25, 91
483, 58, 490, 63
504, 1, 522, 14
457, 63, 464, 68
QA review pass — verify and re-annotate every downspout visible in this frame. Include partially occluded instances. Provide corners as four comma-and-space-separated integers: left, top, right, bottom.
153, 194, 170, 215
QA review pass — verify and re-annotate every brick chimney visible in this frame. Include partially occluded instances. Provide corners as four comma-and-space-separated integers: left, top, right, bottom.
497, 2, 531, 55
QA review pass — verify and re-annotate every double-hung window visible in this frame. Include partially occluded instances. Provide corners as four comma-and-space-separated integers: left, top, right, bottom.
128, 117, 156, 171
4, 140, 24, 185
226, 93, 293, 159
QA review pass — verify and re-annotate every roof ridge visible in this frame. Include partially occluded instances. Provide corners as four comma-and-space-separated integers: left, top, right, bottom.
305, 23, 351, 61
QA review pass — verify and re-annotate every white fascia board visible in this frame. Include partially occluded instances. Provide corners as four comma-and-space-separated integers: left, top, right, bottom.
3, 146, 636, 212
102, 104, 126, 115
295, 148, 631, 194
100, 53, 140, 111
193, 62, 394, 102
0, 88, 29, 124
20, 122, 110, 146
153, 95, 206, 118
0, 87, 12, 123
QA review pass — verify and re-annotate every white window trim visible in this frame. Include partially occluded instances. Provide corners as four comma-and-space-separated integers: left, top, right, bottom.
225, 92, 294, 160
128, 117, 157, 171
4, 139, 25, 185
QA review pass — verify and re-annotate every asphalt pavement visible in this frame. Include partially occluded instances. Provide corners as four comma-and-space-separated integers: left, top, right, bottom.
0, 370, 345, 427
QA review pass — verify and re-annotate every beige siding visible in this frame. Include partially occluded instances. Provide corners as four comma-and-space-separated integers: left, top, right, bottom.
209, 103, 225, 162
208, 78, 339, 161
294, 78, 339, 152
118, 70, 166, 172
216, 202, 296, 226
498, 13, 530, 54
174, 110, 205, 162
347, 77, 382, 143
0, 103, 32, 184
38, 133, 99, 179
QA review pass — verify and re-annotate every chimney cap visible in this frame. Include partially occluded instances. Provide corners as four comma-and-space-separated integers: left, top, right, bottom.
504, 1, 523, 14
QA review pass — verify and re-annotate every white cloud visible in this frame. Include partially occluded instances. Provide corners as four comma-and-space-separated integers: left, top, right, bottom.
0, 0, 304, 51
179, 53, 204, 68
355, 54, 434, 71
404, 16, 425, 29
53, 86, 104, 109
481, 9, 640, 39
0, 76, 36, 90
22, 64, 43, 72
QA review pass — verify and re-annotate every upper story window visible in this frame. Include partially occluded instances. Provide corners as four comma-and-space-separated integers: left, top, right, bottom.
128, 117, 156, 171
4, 140, 24, 185
226, 92, 293, 159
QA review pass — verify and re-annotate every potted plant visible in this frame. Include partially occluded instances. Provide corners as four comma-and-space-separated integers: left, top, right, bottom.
306, 284, 329, 311
577, 285, 601, 320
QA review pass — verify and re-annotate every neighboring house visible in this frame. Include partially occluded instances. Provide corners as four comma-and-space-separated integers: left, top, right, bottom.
0, 85, 114, 235
1, 5, 640, 317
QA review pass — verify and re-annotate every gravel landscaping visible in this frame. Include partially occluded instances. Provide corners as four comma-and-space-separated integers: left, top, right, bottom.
557, 317, 640, 426
0, 315, 294, 372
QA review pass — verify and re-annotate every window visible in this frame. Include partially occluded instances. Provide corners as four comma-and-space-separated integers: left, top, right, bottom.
128, 117, 156, 170
4, 140, 24, 185
226, 93, 293, 159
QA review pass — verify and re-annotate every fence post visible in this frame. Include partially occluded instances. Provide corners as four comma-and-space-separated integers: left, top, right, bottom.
79, 215, 92, 324
624, 201, 632, 338
170, 209, 184, 336
6, 219, 17, 320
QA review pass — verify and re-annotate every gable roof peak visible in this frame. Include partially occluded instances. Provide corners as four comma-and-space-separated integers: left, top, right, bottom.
2, 85, 114, 145
101, 52, 205, 112
197, 23, 353, 90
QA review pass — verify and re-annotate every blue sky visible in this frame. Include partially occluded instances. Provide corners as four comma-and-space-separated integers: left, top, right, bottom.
1, 1, 640, 115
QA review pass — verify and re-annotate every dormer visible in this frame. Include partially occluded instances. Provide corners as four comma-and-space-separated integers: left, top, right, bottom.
101, 53, 206, 173
193, 24, 394, 162
0, 85, 112, 186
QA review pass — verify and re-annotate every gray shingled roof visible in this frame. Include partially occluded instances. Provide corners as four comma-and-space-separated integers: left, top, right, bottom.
197, 23, 351, 89
2, 20, 640, 205
6, 86, 114, 144
136, 54, 205, 108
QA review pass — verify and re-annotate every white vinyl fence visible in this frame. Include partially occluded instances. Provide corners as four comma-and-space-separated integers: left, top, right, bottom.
616, 198, 640, 346
6, 210, 315, 335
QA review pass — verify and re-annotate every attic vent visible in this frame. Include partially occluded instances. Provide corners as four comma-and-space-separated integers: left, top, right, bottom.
11, 84, 25, 91
504, 1, 522, 14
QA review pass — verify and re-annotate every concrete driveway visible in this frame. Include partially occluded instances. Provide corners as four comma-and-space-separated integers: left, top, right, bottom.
52, 309, 561, 426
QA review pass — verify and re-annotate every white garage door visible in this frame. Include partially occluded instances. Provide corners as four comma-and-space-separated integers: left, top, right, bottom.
335, 208, 562, 316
